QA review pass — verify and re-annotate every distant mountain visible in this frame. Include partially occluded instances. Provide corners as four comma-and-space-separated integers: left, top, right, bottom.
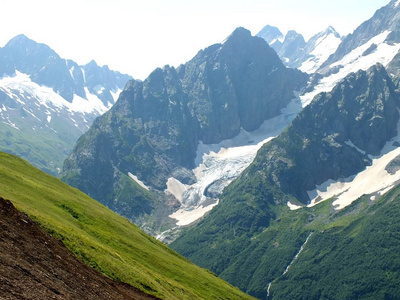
300, 0, 400, 106
270, 30, 306, 67
256, 25, 283, 44
172, 63, 400, 298
0, 34, 132, 174
61, 27, 308, 229
257, 26, 341, 73
297, 26, 341, 73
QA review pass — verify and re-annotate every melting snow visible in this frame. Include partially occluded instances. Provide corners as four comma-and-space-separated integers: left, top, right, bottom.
344, 140, 366, 155
110, 89, 121, 103
305, 118, 400, 210
169, 201, 220, 226
128, 172, 149, 191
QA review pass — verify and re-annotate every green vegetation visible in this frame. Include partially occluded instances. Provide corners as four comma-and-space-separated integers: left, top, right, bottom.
172, 171, 400, 299
0, 122, 77, 176
172, 65, 400, 298
271, 189, 400, 299
0, 151, 254, 300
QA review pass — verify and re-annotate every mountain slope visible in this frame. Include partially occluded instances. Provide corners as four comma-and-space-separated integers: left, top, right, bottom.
0, 196, 157, 300
61, 27, 308, 228
0, 34, 132, 175
320, 0, 400, 72
0, 151, 254, 300
171, 64, 400, 298
297, 26, 341, 73
270, 185, 400, 299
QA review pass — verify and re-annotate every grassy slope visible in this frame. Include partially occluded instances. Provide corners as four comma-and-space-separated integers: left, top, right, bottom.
0, 121, 78, 176
0, 151, 254, 300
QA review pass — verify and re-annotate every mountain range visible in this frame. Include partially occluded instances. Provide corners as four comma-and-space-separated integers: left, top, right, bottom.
0, 34, 131, 175
256, 25, 342, 74
61, 27, 308, 232
2, 0, 400, 299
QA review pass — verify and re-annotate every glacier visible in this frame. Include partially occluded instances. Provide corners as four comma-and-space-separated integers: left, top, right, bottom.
167, 95, 303, 226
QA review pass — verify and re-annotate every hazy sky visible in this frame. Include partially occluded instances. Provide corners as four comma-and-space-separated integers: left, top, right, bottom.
0, 0, 391, 79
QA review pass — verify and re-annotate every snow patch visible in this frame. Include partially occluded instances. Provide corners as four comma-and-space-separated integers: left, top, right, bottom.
70, 88, 109, 114
287, 201, 303, 210
2, 116, 19, 130
0, 71, 110, 115
128, 172, 149, 191
93, 84, 105, 94
345, 140, 366, 155
110, 89, 121, 103
22, 108, 41, 122
307, 118, 400, 210
68, 64, 75, 79
169, 201, 219, 226
299, 32, 341, 74
165, 178, 188, 203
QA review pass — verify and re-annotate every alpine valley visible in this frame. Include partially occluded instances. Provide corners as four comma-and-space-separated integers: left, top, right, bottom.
2, 0, 400, 300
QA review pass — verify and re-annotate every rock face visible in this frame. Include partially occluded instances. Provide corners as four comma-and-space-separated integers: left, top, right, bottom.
0, 34, 132, 175
61, 27, 308, 222
0, 196, 157, 300
270, 30, 306, 67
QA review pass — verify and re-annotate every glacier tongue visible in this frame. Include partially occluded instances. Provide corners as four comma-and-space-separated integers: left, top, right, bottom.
168, 96, 302, 226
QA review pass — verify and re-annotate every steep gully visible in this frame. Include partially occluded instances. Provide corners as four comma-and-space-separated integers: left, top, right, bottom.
266, 232, 314, 299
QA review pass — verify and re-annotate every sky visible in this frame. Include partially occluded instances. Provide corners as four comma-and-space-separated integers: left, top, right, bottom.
0, 0, 391, 80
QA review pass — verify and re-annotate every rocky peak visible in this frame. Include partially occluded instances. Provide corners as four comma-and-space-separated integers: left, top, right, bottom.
256, 25, 284, 44
323, 26, 340, 38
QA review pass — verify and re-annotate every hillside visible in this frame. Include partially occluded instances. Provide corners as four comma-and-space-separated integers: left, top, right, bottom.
0, 151, 254, 300
0, 196, 157, 300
